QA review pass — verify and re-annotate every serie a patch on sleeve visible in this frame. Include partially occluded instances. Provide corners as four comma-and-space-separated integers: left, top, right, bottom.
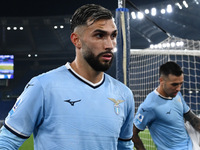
136, 113, 144, 124
9, 97, 23, 116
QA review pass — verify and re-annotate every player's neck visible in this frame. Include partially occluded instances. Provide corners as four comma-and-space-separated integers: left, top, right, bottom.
69, 61, 104, 84
156, 86, 172, 99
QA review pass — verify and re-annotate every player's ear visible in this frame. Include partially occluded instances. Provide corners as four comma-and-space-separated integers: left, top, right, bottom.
70, 32, 81, 49
159, 76, 164, 84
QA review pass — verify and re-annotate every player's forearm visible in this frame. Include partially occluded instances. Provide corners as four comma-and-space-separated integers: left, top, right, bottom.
184, 110, 200, 132
189, 117, 200, 132
132, 135, 146, 150
0, 126, 25, 150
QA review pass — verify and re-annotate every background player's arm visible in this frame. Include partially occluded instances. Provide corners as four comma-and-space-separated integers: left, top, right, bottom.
132, 125, 146, 150
184, 110, 200, 132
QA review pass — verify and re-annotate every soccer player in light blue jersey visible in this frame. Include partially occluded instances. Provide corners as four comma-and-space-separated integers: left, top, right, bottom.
132, 61, 200, 150
0, 4, 135, 150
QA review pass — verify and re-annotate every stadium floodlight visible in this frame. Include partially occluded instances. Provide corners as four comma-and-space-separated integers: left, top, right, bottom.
167, 4, 173, 13
183, 0, 189, 8
161, 9, 166, 14
131, 12, 136, 19
137, 12, 144, 20
175, 3, 183, 9
7, 27, 11, 30
151, 8, 157, 16
144, 9, 149, 14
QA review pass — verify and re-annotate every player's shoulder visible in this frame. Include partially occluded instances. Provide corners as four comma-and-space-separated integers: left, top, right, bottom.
140, 91, 158, 107
29, 65, 67, 86
105, 73, 131, 91
38, 65, 67, 79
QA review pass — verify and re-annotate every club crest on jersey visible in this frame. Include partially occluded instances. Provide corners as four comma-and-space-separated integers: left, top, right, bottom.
108, 98, 124, 115
177, 97, 181, 103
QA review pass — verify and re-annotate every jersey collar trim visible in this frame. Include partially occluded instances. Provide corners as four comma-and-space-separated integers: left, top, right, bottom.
65, 62, 105, 89
154, 88, 173, 100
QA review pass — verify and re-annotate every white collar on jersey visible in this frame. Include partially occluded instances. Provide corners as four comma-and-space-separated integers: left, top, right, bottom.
154, 88, 173, 100
65, 62, 104, 87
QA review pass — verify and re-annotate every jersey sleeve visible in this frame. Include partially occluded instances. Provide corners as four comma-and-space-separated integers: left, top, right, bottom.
178, 92, 190, 114
133, 102, 155, 131
4, 77, 44, 138
0, 126, 26, 149
117, 139, 134, 150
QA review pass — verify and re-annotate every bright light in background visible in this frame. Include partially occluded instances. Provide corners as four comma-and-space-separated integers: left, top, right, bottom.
175, 3, 183, 9
150, 41, 184, 49
145, 9, 149, 14
131, 12, 136, 19
13, 27, 17, 30
54, 26, 58, 29
176, 41, 184, 46
7, 27, 11, 30
183, 0, 188, 8
162, 43, 167, 48
194, 0, 199, 4
60, 25, 64, 29
19, 27, 23, 30
171, 42, 175, 47
151, 8, 157, 16
166, 43, 170, 48
161, 9, 166, 14
167, 4, 173, 13
137, 12, 144, 19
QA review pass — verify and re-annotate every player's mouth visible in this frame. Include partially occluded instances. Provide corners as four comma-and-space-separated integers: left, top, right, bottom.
173, 92, 178, 96
101, 53, 113, 61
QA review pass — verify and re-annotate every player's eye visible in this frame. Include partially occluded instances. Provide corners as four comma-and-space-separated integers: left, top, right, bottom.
172, 83, 179, 86
171, 83, 182, 86
110, 32, 117, 40
95, 33, 104, 38
111, 33, 117, 39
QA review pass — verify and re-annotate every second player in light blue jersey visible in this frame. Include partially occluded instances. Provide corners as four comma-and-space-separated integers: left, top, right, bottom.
132, 61, 200, 150
0, 4, 135, 150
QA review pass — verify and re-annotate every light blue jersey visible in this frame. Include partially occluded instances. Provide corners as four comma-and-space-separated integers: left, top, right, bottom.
2, 63, 135, 150
134, 89, 192, 150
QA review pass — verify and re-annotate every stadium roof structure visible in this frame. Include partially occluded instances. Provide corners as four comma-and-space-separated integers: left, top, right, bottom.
0, 0, 200, 60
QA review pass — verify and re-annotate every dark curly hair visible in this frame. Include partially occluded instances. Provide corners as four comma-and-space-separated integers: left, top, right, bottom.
159, 61, 183, 77
70, 4, 113, 33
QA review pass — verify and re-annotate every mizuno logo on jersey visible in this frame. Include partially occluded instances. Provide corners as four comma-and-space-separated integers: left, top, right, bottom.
64, 99, 81, 106
166, 109, 171, 114
142, 108, 148, 112
108, 98, 124, 115
26, 83, 34, 89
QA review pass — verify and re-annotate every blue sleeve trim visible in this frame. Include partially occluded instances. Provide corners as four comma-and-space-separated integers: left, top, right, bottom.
4, 124, 29, 139
118, 137, 132, 141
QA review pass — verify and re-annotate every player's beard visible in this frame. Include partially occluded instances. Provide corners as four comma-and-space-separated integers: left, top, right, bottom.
83, 49, 113, 72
